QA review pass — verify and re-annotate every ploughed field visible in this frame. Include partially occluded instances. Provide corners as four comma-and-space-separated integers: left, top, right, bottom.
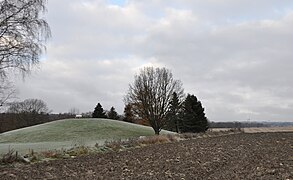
1, 132, 292, 179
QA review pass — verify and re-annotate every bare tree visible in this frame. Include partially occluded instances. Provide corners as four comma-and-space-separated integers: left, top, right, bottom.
125, 67, 184, 135
69, 107, 80, 115
7, 98, 50, 114
0, 0, 51, 78
0, 79, 16, 108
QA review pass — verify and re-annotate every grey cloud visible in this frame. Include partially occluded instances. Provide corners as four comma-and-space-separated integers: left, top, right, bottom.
13, 0, 293, 121
137, 8, 293, 121
127, 0, 293, 27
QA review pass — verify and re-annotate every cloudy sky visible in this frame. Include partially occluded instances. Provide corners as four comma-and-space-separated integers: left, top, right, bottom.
15, 0, 293, 122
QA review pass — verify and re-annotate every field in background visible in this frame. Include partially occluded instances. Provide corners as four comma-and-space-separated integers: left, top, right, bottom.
0, 118, 173, 154
243, 126, 293, 133
211, 126, 293, 133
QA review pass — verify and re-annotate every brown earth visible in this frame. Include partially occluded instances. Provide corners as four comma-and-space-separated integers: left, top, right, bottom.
0, 132, 292, 179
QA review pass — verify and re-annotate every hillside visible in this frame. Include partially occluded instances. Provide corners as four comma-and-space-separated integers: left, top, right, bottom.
0, 118, 172, 154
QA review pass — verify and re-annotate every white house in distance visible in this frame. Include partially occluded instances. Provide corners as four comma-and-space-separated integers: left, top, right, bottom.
75, 114, 82, 118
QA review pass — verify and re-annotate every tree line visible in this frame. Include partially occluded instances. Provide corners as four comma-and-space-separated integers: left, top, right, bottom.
1, 67, 210, 135
0, 98, 72, 133
92, 67, 209, 135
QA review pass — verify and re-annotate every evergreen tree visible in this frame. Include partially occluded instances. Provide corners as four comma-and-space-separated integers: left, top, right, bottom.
107, 106, 119, 120
180, 94, 209, 133
165, 92, 181, 132
92, 103, 106, 118
123, 103, 135, 123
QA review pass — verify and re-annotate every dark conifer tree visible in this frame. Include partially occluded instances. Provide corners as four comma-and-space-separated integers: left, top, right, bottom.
165, 92, 181, 132
107, 106, 119, 120
180, 94, 209, 133
123, 103, 135, 123
92, 103, 106, 118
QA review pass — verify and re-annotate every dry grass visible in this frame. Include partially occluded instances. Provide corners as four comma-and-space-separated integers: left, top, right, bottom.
104, 140, 125, 151
66, 146, 91, 156
244, 126, 293, 133
138, 135, 171, 145
1, 149, 19, 164
210, 126, 293, 133
0, 148, 33, 164
179, 133, 201, 139
103, 134, 179, 151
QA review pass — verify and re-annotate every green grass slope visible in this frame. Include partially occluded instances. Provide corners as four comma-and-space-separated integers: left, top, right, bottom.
0, 118, 173, 154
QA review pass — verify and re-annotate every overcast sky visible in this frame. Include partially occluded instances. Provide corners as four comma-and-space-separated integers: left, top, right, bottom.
15, 0, 293, 122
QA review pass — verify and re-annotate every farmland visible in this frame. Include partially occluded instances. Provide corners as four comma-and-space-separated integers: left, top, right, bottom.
210, 126, 293, 133
0, 132, 292, 179
0, 120, 292, 179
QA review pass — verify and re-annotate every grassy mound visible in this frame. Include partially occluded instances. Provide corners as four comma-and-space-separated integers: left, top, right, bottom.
0, 118, 172, 154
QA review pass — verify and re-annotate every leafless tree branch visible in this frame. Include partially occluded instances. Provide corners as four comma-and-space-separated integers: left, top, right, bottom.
0, 0, 51, 78
125, 67, 184, 135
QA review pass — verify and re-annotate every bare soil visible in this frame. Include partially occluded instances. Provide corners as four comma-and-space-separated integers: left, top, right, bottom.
1, 132, 292, 179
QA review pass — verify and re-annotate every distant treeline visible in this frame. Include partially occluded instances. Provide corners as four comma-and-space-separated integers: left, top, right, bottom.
1, 112, 290, 134
0, 113, 74, 133
209, 121, 269, 128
